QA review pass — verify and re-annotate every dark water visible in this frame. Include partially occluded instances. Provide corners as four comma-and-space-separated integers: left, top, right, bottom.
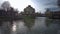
0, 17, 60, 34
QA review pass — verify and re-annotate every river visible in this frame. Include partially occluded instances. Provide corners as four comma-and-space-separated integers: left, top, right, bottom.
0, 17, 60, 34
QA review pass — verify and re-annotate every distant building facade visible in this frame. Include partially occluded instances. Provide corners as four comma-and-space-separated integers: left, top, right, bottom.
0, 9, 7, 16
0, 7, 18, 19
45, 8, 60, 19
58, 0, 60, 7
7, 7, 18, 17
24, 5, 35, 16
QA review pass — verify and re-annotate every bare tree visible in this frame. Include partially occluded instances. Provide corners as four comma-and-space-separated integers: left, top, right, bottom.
1, 1, 11, 11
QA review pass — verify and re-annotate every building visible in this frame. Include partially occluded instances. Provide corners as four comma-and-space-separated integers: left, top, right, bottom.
24, 5, 35, 16
7, 7, 18, 19
45, 8, 60, 19
0, 7, 18, 20
45, 9, 52, 18
58, 0, 60, 7
45, 0, 60, 19
0, 9, 7, 16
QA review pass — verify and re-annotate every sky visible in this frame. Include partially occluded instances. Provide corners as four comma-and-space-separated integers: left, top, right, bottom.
0, 0, 58, 13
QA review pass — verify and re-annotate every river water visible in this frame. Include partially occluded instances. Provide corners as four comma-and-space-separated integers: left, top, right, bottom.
0, 17, 60, 34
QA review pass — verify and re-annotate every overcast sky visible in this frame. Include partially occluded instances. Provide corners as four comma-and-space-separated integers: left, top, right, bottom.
0, 0, 58, 13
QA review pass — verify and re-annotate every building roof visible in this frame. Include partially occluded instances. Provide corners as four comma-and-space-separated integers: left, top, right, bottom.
24, 5, 35, 10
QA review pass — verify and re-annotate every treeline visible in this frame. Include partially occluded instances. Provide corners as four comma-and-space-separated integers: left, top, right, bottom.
0, 1, 19, 20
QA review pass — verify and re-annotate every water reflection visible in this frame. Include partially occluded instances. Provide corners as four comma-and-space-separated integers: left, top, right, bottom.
45, 17, 54, 27
0, 21, 12, 34
45, 17, 60, 27
45, 18, 60, 34
23, 16, 35, 30
11, 18, 60, 34
24, 17, 35, 30
12, 22, 16, 32
1, 17, 60, 34
0, 20, 3, 26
